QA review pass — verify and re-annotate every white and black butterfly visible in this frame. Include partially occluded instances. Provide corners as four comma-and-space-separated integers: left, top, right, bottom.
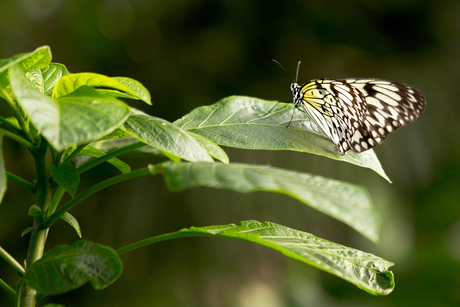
279, 61, 426, 153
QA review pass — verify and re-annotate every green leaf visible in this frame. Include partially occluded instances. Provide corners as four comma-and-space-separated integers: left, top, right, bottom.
92, 137, 165, 157
1, 117, 20, 130
9, 65, 130, 151
26, 69, 45, 93
64, 144, 131, 174
50, 163, 80, 197
44, 304, 67, 307
52, 73, 151, 105
0, 132, 6, 204
27, 205, 43, 216
96, 127, 132, 141
122, 220, 394, 295
187, 131, 229, 164
21, 227, 33, 237
0, 46, 51, 84
22, 240, 122, 296
42, 63, 70, 96
121, 113, 214, 162
112, 76, 151, 105
60, 212, 82, 238
152, 162, 380, 242
174, 96, 390, 182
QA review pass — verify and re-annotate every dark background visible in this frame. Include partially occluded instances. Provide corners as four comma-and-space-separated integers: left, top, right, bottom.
1, 0, 460, 306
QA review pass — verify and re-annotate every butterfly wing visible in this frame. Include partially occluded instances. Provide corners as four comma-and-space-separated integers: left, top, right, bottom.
297, 79, 368, 153
341, 79, 426, 153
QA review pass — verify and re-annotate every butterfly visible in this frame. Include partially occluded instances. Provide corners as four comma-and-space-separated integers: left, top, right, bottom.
276, 60, 426, 153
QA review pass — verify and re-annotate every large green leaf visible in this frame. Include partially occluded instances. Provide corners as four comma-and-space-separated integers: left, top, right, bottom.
122, 113, 214, 162
0, 46, 51, 99
9, 65, 130, 151
0, 132, 6, 204
52, 73, 151, 105
0, 46, 51, 82
118, 220, 394, 295
151, 162, 380, 242
22, 240, 122, 296
174, 96, 390, 182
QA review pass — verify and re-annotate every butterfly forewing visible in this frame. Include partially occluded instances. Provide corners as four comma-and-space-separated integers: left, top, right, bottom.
296, 79, 368, 153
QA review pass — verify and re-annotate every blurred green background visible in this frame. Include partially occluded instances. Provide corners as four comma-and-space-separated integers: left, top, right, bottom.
1, 0, 460, 306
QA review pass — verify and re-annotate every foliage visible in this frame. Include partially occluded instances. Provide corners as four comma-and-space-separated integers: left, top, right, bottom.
0, 46, 394, 306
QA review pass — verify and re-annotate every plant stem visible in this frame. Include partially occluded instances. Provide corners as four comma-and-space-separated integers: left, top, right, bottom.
1, 129, 36, 152
0, 246, 25, 276
48, 187, 65, 216
0, 89, 34, 144
40, 167, 151, 230
6, 172, 36, 194
117, 231, 209, 255
21, 139, 51, 307
0, 277, 16, 297
77, 141, 145, 174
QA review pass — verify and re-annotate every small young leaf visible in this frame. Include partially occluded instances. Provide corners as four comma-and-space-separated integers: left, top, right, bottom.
92, 137, 165, 157
0, 132, 6, 204
21, 227, 33, 237
174, 96, 390, 182
22, 240, 122, 296
121, 113, 214, 162
42, 63, 70, 96
26, 69, 45, 93
60, 212, 82, 238
52, 73, 151, 105
27, 205, 43, 216
144, 221, 394, 295
64, 145, 131, 174
152, 162, 380, 242
50, 163, 80, 197
9, 65, 130, 151
96, 127, 132, 141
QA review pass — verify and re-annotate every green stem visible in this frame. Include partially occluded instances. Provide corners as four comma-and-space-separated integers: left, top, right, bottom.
0, 115, 22, 133
1, 129, 36, 152
6, 172, 36, 194
0, 277, 16, 297
0, 246, 25, 276
21, 139, 51, 307
117, 231, 208, 255
62, 143, 88, 165
40, 167, 151, 230
77, 141, 145, 174
0, 89, 34, 144
48, 187, 65, 216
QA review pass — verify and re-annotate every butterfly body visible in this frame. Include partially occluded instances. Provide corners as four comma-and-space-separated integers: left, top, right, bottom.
290, 78, 426, 153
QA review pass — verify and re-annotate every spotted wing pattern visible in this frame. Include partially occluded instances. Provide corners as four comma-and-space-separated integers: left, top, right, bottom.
340, 78, 426, 152
292, 78, 426, 153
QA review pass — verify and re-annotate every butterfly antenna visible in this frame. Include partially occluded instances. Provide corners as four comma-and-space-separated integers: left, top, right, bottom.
295, 61, 301, 83
272, 59, 294, 83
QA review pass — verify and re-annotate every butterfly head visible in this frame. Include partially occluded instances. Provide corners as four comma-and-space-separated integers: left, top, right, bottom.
290, 82, 303, 106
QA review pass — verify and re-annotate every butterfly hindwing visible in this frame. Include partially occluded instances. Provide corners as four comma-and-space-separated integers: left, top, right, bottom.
341, 79, 426, 152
